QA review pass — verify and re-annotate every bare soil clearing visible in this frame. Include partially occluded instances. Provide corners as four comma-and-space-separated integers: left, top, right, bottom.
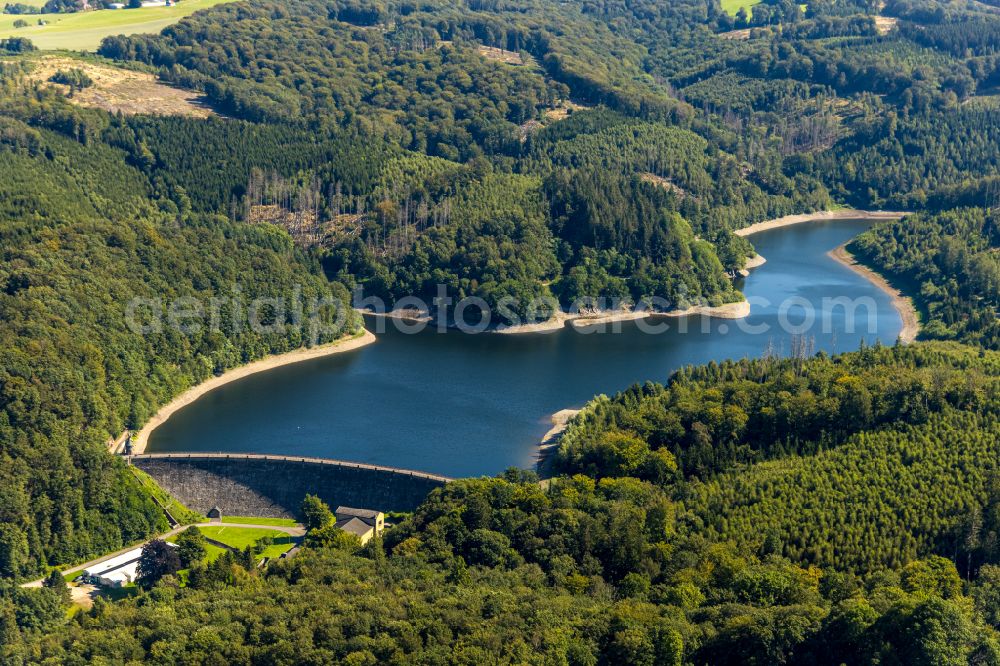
718, 28, 751, 40
69, 584, 100, 610
641, 172, 694, 199
874, 16, 898, 34
543, 100, 590, 122
477, 45, 530, 66
25, 56, 213, 117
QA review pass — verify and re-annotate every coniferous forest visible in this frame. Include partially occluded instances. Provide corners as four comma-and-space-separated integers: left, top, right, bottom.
4, 0, 1000, 662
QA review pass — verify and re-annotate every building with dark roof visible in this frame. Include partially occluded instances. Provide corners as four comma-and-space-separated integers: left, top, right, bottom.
334, 506, 384, 545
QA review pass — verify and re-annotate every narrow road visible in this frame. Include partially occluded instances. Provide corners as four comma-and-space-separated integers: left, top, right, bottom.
21, 521, 303, 587
21, 525, 187, 587
106, 430, 129, 454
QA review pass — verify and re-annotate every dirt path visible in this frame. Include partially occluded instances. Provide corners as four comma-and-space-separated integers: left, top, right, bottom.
828, 244, 919, 344
106, 430, 129, 454
69, 584, 100, 610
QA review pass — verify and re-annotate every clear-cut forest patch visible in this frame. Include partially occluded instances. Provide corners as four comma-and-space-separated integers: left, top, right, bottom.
24, 56, 213, 117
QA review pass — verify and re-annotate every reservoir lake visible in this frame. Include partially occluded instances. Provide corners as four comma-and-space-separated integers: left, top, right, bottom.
148, 218, 904, 477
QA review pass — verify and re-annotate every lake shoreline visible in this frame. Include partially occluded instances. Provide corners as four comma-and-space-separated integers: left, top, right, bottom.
738, 253, 767, 276
536, 408, 582, 473
145, 219, 907, 477
535, 226, 915, 470
497, 298, 752, 335
359, 309, 433, 324
735, 209, 910, 237
828, 244, 919, 344
131, 329, 376, 455
361, 299, 752, 336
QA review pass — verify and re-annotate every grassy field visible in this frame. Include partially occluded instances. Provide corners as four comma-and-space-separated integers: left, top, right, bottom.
169, 526, 294, 565
720, 0, 762, 16
0, 0, 239, 51
166, 532, 228, 559
220, 516, 300, 528
257, 541, 295, 559
199, 526, 295, 556
719, 0, 808, 18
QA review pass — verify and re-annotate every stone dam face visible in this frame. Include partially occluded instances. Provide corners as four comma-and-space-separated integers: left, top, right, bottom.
132, 454, 451, 518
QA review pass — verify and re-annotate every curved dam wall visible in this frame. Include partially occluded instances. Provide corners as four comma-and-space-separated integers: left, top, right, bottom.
131, 454, 451, 518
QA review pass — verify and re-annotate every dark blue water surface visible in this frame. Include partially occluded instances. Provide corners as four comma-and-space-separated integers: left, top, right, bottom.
148, 219, 902, 477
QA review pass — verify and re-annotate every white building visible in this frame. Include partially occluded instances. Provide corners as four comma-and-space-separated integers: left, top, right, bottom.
81, 542, 178, 588
93, 561, 141, 587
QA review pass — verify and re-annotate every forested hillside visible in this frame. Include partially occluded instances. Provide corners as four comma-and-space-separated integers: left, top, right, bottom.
555, 343, 1000, 573
81, 0, 1000, 318
851, 208, 1000, 348
0, 82, 360, 578
5, 0, 1000, 661
12, 346, 1000, 664
88, 0, 838, 317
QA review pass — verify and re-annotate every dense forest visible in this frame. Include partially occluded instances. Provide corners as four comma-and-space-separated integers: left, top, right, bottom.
4, 0, 1000, 661
81, 0, 1000, 316
0, 80, 361, 580
851, 208, 1000, 349
555, 343, 1000, 572
11, 346, 1000, 664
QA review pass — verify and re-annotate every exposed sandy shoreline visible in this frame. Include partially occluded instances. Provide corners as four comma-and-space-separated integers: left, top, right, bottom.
494, 310, 577, 334
739, 253, 767, 276
131, 329, 376, 454
363, 211, 900, 337
656, 299, 751, 320
359, 308, 433, 324
496, 298, 752, 334
569, 310, 655, 330
828, 244, 919, 344
536, 408, 582, 471
540, 409, 582, 445
508, 212, 901, 333
735, 209, 910, 237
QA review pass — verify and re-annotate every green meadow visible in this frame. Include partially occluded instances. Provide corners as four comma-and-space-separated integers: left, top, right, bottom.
719, 0, 762, 16
168, 526, 295, 565
0, 0, 239, 51
199, 526, 296, 559
220, 516, 300, 528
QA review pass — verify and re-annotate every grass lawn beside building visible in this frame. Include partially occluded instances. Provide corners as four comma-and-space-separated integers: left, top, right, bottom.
220, 516, 301, 528
198, 526, 296, 559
